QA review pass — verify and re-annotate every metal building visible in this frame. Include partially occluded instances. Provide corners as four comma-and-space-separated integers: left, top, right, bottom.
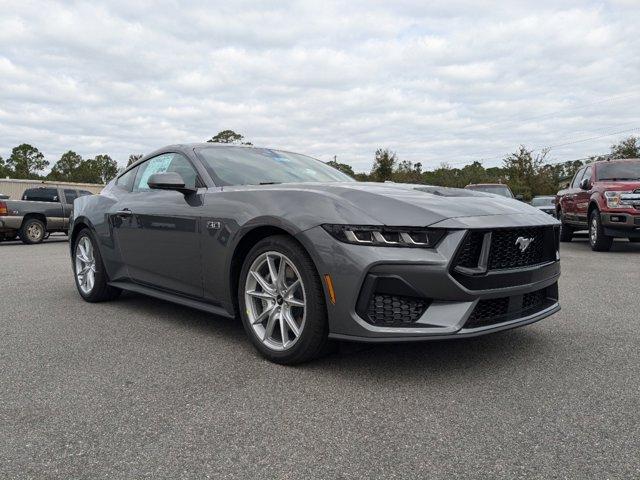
0, 178, 104, 200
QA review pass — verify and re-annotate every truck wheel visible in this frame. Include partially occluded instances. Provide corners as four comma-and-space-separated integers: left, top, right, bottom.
20, 218, 46, 244
589, 209, 613, 252
559, 211, 573, 242
73, 229, 121, 302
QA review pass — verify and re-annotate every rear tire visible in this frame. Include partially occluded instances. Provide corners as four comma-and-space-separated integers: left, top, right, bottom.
238, 235, 331, 364
72, 229, 121, 302
559, 211, 573, 242
20, 218, 46, 244
589, 209, 613, 252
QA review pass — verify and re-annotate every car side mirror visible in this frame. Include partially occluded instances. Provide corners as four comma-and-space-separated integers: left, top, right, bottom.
147, 172, 196, 195
515, 194, 524, 201
579, 178, 591, 190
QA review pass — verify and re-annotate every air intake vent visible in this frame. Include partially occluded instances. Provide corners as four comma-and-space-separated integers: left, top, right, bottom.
364, 294, 428, 327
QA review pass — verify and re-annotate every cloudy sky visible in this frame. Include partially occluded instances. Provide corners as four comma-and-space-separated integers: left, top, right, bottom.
1, 0, 639, 172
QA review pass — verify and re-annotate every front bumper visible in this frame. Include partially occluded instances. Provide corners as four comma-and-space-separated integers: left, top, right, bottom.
297, 214, 560, 342
600, 211, 640, 237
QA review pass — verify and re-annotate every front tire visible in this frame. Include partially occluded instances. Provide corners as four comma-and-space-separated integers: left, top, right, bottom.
20, 218, 46, 244
73, 229, 121, 302
238, 235, 330, 364
589, 209, 613, 252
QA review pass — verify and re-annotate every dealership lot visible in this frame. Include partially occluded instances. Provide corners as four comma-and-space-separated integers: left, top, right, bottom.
1, 237, 638, 478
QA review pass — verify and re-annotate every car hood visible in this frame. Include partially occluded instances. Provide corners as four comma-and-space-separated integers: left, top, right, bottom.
236, 182, 548, 227
593, 180, 640, 191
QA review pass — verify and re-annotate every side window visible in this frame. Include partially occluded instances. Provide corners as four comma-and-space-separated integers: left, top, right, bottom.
64, 189, 78, 204
116, 166, 138, 192
134, 153, 200, 192
79, 190, 93, 197
134, 154, 173, 192
22, 188, 59, 202
166, 154, 198, 190
571, 168, 585, 189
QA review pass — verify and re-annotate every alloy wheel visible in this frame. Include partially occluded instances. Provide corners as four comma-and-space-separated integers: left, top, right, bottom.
590, 217, 598, 245
75, 236, 97, 294
244, 251, 306, 351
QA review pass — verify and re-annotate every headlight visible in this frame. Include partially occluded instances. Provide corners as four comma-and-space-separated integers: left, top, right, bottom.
321, 224, 446, 248
604, 191, 626, 208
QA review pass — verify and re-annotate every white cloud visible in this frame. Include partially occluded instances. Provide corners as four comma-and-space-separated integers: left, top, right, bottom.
0, 0, 639, 172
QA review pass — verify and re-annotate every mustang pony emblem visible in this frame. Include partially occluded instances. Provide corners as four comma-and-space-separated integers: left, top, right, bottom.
515, 236, 534, 252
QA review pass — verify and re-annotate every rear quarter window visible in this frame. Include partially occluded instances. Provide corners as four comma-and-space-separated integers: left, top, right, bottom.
22, 188, 60, 202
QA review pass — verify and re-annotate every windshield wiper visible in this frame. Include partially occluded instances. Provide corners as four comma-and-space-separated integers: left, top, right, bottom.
259, 181, 281, 185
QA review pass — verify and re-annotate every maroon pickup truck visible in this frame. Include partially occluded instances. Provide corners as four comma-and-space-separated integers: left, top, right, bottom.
556, 159, 640, 251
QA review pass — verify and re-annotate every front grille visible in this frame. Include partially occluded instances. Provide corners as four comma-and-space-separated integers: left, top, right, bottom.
464, 285, 556, 329
364, 294, 428, 327
488, 227, 547, 269
453, 226, 557, 273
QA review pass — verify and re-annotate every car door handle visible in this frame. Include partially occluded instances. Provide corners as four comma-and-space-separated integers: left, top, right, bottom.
116, 208, 133, 217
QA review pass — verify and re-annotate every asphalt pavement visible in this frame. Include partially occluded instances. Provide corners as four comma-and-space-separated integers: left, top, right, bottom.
1, 235, 639, 479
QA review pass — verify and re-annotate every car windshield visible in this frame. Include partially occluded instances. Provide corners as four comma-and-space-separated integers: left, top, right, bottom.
196, 147, 354, 186
531, 197, 555, 206
597, 162, 640, 181
467, 185, 513, 198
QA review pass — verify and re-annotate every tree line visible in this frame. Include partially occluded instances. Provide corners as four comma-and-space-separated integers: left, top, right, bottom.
328, 136, 640, 200
1, 131, 638, 197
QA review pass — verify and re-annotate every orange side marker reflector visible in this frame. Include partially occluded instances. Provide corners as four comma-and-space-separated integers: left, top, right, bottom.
324, 274, 336, 304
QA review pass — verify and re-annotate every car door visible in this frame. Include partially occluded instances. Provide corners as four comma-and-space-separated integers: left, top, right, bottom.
574, 165, 593, 224
112, 153, 205, 298
561, 167, 585, 224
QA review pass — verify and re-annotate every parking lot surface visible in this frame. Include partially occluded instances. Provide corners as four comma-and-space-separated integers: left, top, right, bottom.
1, 235, 639, 479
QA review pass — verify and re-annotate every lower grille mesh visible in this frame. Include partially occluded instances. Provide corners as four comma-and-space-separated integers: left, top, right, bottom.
365, 294, 428, 327
464, 287, 552, 329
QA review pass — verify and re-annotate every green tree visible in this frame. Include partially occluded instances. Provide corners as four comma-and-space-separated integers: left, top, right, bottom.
327, 156, 355, 177
0, 155, 10, 178
7, 144, 48, 179
48, 151, 83, 181
207, 130, 252, 145
502, 146, 554, 200
370, 148, 396, 182
127, 154, 143, 166
610, 136, 640, 159
76, 155, 118, 184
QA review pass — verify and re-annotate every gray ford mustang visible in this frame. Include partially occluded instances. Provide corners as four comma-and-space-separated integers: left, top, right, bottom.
70, 143, 561, 364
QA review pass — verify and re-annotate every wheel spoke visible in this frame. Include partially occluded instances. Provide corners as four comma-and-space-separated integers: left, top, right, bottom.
283, 309, 300, 337
286, 297, 304, 308
276, 258, 287, 290
266, 255, 279, 285
263, 308, 278, 341
279, 310, 289, 347
283, 278, 300, 297
251, 270, 274, 293
252, 305, 273, 324
247, 289, 273, 300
